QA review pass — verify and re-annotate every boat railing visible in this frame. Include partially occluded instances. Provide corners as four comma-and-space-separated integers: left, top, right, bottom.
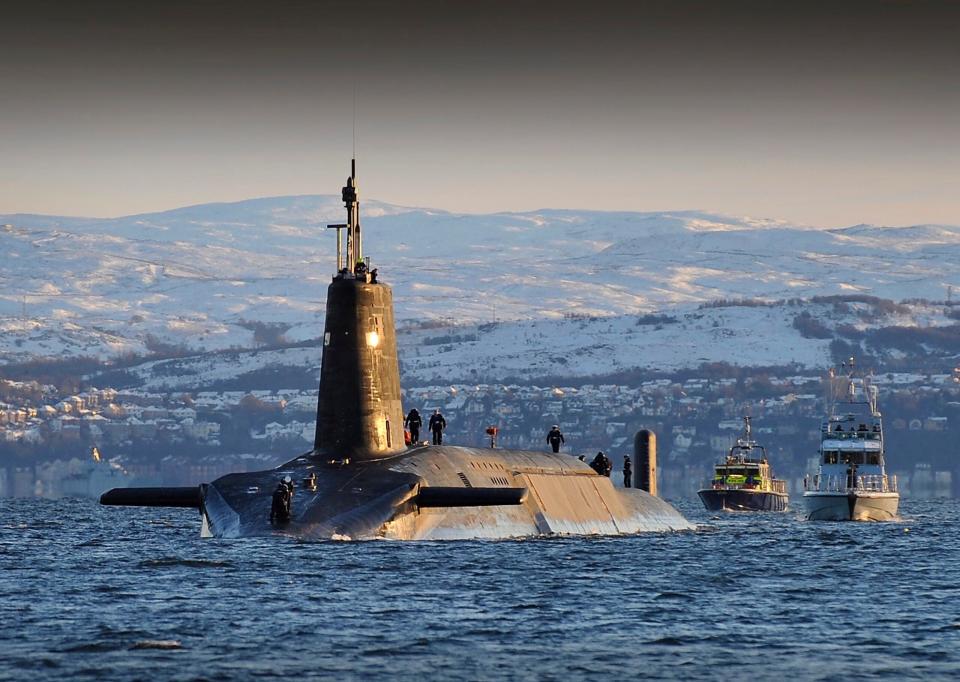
705, 479, 786, 493
805, 473, 898, 493
823, 431, 881, 441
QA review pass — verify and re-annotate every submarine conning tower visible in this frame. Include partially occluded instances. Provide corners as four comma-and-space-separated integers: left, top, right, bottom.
314, 160, 405, 459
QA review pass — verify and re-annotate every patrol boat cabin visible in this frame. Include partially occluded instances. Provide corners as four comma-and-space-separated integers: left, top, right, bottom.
698, 417, 788, 512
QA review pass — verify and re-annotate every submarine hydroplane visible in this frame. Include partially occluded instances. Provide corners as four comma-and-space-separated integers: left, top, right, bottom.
101, 162, 691, 539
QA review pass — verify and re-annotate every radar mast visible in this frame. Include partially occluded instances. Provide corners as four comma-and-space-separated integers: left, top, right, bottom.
327, 159, 364, 278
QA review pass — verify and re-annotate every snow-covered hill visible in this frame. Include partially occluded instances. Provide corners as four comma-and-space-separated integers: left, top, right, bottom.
100, 297, 956, 392
1, 197, 958, 375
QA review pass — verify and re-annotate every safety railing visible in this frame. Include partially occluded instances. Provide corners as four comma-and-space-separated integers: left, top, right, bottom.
803, 474, 898, 493
822, 431, 881, 441
706, 479, 787, 493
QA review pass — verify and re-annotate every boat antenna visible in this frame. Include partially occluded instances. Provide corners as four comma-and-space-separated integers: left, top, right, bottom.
825, 367, 833, 416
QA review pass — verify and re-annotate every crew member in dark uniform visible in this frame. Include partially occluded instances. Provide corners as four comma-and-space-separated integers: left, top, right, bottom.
405, 408, 422, 443
429, 409, 447, 445
590, 451, 611, 477
546, 425, 565, 453
270, 482, 291, 524
623, 455, 633, 488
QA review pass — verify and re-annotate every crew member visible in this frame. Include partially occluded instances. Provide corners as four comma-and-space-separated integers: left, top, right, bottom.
405, 408, 423, 443
270, 482, 291, 524
546, 425, 565, 453
590, 451, 611, 477
623, 455, 633, 488
429, 409, 447, 445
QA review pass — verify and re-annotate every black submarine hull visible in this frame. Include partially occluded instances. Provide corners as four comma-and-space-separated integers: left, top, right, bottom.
697, 488, 788, 512
194, 445, 691, 539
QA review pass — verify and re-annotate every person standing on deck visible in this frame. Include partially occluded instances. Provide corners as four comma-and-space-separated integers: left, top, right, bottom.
405, 408, 422, 444
429, 409, 447, 445
546, 425, 565, 453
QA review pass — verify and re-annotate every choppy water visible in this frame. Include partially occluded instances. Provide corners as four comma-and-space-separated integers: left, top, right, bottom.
2, 496, 959, 681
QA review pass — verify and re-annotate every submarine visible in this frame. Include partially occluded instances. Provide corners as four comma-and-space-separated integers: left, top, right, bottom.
101, 161, 691, 539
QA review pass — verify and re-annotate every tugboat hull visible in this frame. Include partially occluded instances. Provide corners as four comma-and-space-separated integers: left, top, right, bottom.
698, 488, 788, 512
803, 491, 899, 521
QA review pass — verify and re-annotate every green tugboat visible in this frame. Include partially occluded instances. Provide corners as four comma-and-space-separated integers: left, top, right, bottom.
698, 417, 788, 512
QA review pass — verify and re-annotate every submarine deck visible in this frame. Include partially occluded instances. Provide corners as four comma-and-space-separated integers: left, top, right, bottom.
202, 445, 692, 539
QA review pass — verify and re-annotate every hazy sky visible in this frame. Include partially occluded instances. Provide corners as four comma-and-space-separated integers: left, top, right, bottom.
2, 0, 958, 226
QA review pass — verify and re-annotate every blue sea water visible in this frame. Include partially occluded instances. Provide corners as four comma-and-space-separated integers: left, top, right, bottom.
2, 496, 959, 681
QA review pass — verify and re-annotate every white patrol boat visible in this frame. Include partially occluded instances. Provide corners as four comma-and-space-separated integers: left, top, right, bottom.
803, 361, 899, 521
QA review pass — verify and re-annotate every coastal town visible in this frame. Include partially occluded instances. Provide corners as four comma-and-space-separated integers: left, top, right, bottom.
3, 367, 958, 500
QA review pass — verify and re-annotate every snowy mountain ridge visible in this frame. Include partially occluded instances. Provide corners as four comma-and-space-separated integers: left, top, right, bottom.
1, 196, 958, 378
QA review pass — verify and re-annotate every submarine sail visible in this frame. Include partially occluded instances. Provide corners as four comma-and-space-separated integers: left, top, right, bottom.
101, 160, 691, 539
314, 163, 404, 459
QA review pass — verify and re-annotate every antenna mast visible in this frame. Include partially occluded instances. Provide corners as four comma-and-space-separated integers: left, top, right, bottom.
346, 160, 361, 270
825, 366, 836, 416
326, 160, 361, 277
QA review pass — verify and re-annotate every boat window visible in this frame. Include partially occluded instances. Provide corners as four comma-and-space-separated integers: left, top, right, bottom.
867, 453, 881, 465
824, 450, 838, 464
